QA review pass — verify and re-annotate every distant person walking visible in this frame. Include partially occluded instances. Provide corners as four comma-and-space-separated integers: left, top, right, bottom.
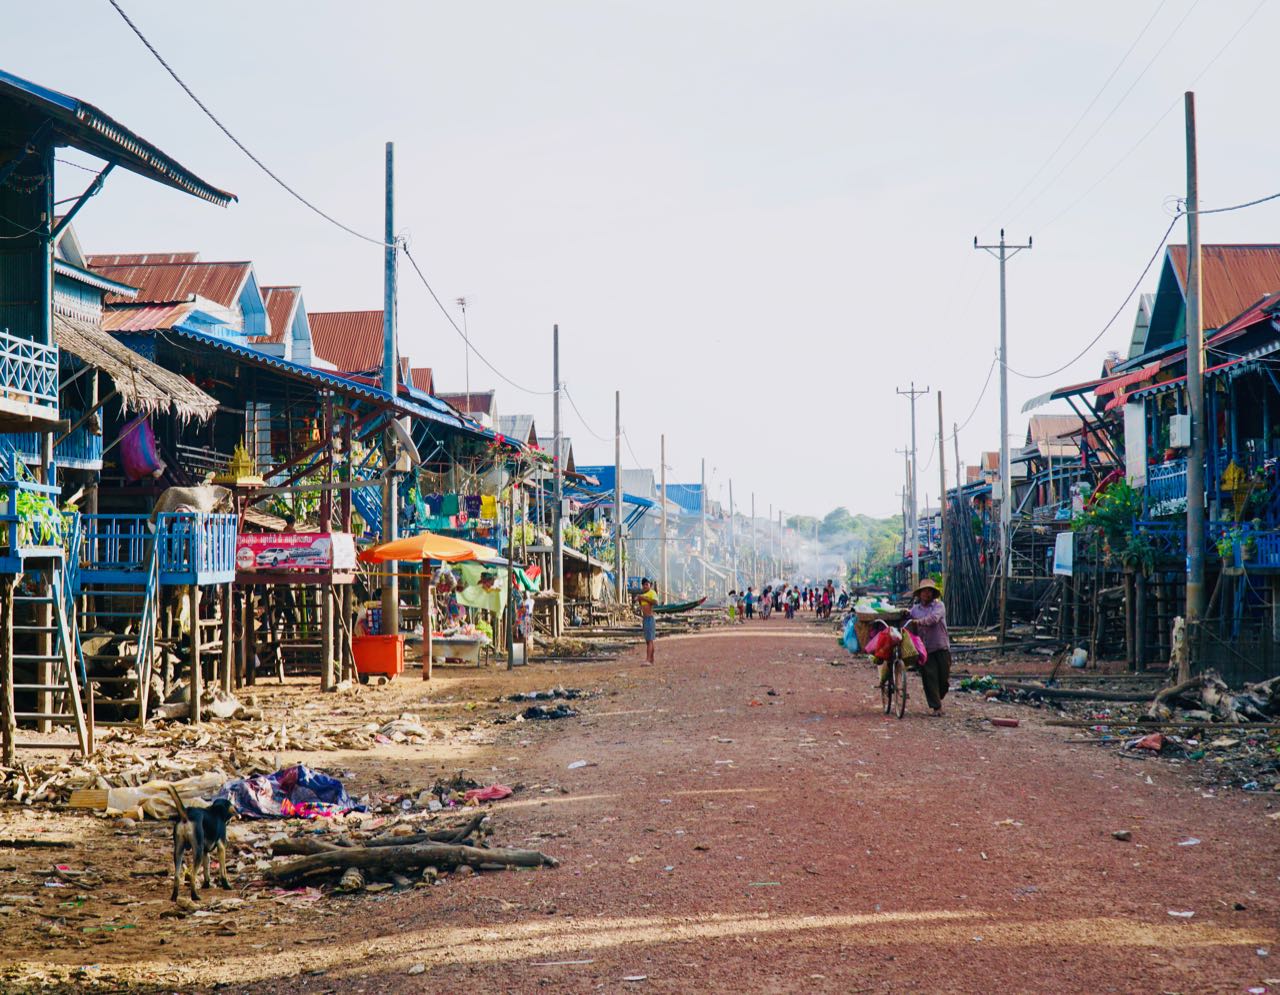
636, 577, 659, 665
744, 586, 755, 619
908, 579, 951, 715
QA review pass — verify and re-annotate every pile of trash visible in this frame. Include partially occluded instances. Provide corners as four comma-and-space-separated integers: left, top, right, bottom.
506, 686, 586, 702
1114, 729, 1280, 792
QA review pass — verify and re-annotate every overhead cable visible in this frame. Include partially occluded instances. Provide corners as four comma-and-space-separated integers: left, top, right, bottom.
1005, 213, 1180, 380
106, 0, 392, 247
561, 385, 611, 442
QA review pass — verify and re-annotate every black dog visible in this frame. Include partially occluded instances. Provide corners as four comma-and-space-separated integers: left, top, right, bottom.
166, 783, 235, 901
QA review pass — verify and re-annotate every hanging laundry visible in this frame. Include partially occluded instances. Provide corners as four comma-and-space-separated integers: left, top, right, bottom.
440, 494, 460, 516
464, 495, 482, 517
480, 494, 498, 519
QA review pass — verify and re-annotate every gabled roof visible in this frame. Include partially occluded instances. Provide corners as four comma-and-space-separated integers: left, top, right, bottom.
257, 286, 300, 345
308, 310, 384, 371
87, 259, 253, 307
88, 252, 199, 266
410, 367, 434, 395
0, 69, 234, 205
536, 435, 574, 472
438, 391, 496, 416
1166, 244, 1280, 331
496, 414, 538, 447
1025, 414, 1083, 445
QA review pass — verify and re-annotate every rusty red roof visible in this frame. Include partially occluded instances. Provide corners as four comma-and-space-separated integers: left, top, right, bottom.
409, 367, 434, 394
101, 302, 197, 332
437, 391, 496, 416
257, 286, 300, 345
308, 310, 385, 371
1025, 414, 1083, 444
1166, 244, 1280, 330
88, 260, 252, 306
87, 252, 200, 266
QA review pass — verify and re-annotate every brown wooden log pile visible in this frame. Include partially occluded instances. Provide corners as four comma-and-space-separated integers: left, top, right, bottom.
1147, 670, 1280, 724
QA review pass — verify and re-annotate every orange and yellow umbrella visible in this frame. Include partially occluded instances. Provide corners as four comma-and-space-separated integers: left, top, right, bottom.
357, 531, 500, 564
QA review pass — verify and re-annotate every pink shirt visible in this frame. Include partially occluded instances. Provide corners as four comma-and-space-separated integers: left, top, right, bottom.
909, 599, 950, 653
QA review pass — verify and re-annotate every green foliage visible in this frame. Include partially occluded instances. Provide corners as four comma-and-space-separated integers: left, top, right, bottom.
1073, 480, 1154, 574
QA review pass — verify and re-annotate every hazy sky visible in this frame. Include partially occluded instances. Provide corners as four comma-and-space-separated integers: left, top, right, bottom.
8, 1, 1280, 518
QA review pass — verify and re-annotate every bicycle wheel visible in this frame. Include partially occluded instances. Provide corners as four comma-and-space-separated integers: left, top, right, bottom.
894, 656, 908, 719
880, 663, 892, 714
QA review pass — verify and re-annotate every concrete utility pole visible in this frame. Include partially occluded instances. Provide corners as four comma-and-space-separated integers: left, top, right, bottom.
380, 141, 399, 642
938, 392, 948, 596
897, 382, 930, 590
975, 229, 1031, 648
614, 390, 623, 600
751, 492, 757, 587
457, 297, 471, 415
728, 479, 736, 589
700, 458, 708, 592
660, 434, 669, 598
895, 446, 911, 575
552, 325, 564, 634
1184, 90, 1206, 678
777, 509, 783, 576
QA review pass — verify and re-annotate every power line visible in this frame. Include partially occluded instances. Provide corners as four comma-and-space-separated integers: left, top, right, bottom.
561, 385, 610, 441
1005, 213, 1180, 380
1010, 0, 1203, 226
986, 0, 1169, 227
621, 429, 645, 470
950, 355, 998, 440
1032, 0, 1267, 233
106, 0, 391, 248
400, 245, 552, 397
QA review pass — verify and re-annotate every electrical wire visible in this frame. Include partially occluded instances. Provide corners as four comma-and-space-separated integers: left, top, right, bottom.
949, 356, 999, 440
561, 385, 611, 442
1010, 0, 1203, 226
1004, 213, 1180, 380
985, 0, 1169, 227
401, 244, 552, 396
621, 429, 645, 470
55, 157, 104, 174
1031, 0, 1267, 233
106, 0, 391, 248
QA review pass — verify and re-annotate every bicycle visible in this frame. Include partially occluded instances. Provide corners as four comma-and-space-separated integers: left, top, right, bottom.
874, 617, 913, 720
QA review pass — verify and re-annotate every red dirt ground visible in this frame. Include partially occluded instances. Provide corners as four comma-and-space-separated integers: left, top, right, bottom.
9, 616, 1280, 993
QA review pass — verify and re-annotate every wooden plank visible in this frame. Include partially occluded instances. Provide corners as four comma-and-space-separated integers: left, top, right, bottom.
1, 577, 13, 765
188, 584, 201, 725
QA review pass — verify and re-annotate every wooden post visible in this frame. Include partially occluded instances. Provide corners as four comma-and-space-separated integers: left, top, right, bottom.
423, 569, 434, 681
341, 585, 354, 682
238, 589, 250, 687
219, 585, 233, 693
937, 391, 948, 596
321, 582, 334, 690
188, 584, 202, 724
1, 577, 13, 765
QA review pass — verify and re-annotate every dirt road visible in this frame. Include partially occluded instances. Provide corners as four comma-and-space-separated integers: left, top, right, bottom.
6, 617, 1279, 993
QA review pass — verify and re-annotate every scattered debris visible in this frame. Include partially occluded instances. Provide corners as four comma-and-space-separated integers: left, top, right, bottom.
1111, 830, 1132, 842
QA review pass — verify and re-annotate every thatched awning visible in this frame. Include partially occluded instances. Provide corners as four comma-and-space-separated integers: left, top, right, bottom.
55, 314, 218, 422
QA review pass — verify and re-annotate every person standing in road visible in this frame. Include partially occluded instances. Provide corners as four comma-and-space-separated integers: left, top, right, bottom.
908, 579, 951, 715
744, 586, 755, 620
636, 577, 659, 665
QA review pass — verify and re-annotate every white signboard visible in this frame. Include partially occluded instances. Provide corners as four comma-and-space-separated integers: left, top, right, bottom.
1053, 531, 1074, 577
1124, 403, 1147, 487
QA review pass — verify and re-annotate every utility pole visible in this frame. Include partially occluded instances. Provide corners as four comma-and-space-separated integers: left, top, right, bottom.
552, 325, 563, 635
457, 296, 471, 415
700, 458, 708, 592
768, 502, 774, 579
953, 422, 962, 498
660, 434, 669, 599
896, 383, 930, 590
975, 229, 1031, 651
777, 509, 783, 576
729, 479, 737, 590
750, 492, 757, 587
614, 390, 624, 601
938, 392, 948, 597
380, 141, 399, 643
1184, 90, 1206, 680
895, 447, 910, 566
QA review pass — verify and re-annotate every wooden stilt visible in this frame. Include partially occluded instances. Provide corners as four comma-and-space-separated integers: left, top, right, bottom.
243, 588, 257, 687
219, 585, 233, 693
321, 582, 334, 691
423, 572, 434, 681
1, 577, 14, 765
189, 584, 202, 724
340, 586, 353, 682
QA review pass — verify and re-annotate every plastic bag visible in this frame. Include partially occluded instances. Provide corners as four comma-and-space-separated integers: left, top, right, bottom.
901, 630, 927, 665
840, 617, 859, 654
119, 417, 163, 481
865, 625, 901, 661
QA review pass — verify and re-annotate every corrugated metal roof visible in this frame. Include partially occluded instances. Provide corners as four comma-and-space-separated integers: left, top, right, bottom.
257, 286, 299, 345
308, 310, 384, 371
1025, 414, 1083, 444
496, 414, 537, 446
87, 252, 199, 266
149, 326, 481, 433
0, 69, 234, 206
53, 259, 137, 297
437, 391, 496, 416
536, 435, 574, 472
101, 302, 197, 332
1167, 244, 1280, 330
88, 260, 251, 307
410, 367, 434, 394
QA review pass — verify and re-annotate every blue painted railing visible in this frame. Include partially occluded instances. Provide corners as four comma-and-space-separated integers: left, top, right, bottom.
0, 421, 103, 469
78, 513, 238, 586
1145, 458, 1188, 504
0, 328, 57, 413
